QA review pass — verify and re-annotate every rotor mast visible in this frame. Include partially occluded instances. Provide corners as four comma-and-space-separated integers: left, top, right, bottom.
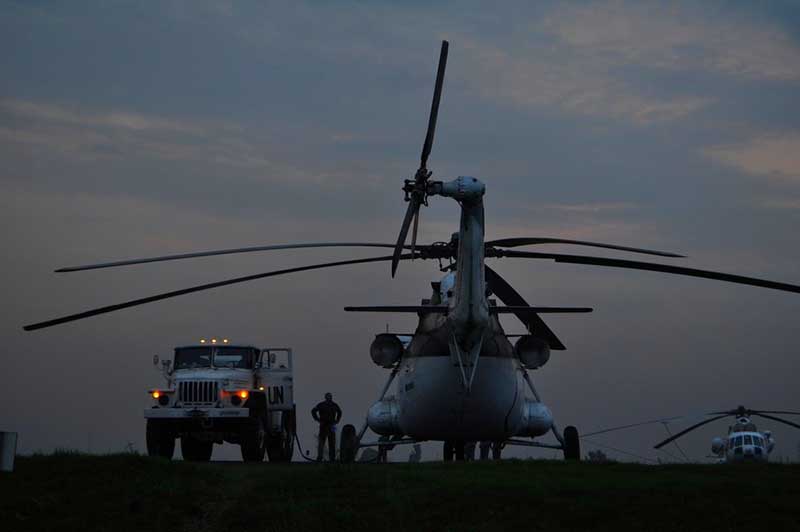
431, 176, 489, 338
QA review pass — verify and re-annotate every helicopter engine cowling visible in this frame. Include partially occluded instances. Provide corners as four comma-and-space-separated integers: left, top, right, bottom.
367, 397, 402, 436
515, 400, 553, 437
515, 335, 551, 369
370, 334, 404, 368
711, 437, 725, 455
764, 431, 775, 452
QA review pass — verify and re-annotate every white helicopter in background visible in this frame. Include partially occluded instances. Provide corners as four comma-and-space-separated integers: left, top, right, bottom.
654, 406, 800, 463
23, 42, 800, 462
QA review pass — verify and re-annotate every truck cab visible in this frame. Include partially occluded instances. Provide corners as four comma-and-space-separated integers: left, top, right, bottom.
145, 340, 295, 462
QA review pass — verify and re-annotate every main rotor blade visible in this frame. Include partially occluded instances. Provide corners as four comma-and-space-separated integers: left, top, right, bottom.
751, 413, 800, 430
500, 251, 800, 295
420, 40, 448, 168
391, 198, 420, 277
484, 265, 566, 350
56, 243, 416, 273
653, 414, 730, 449
24, 254, 413, 331
411, 207, 420, 258
486, 237, 683, 258
755, 410, 800, 415
343, 305, 592, 314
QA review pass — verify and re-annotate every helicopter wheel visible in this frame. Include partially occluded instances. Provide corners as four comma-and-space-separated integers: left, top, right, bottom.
339, 424, 357, 463
563, 425, 581, 461
443, 440, 454, 462
454, 440, 465, 461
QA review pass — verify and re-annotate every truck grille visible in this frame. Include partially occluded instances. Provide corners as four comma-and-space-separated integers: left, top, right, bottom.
178, 381, 219, 405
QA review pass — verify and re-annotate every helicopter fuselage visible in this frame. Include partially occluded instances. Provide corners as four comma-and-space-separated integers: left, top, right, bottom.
366, 177, 555, 443
713, 417, 775, 463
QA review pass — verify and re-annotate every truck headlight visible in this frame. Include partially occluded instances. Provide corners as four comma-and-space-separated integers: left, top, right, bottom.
151, 390, 171, 406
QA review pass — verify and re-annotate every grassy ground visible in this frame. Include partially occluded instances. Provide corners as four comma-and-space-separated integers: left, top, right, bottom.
2, 453, 799, 532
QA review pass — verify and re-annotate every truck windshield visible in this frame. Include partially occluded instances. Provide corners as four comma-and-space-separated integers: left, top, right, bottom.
174, 347, 212, 369
213, 347, 253, 369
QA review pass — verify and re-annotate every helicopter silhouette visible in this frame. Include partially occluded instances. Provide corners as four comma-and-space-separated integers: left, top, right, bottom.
24, 41, 800, 461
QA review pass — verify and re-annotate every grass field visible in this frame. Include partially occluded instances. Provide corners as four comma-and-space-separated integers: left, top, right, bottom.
2, 453, 799, 532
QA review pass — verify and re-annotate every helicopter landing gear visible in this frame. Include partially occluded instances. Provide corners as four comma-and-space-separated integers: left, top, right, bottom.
443, 440, 466, 461
563, 425, 581, 461
340, 424, 358, 463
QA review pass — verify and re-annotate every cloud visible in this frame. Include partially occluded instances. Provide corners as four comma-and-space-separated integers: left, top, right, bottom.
1, 99, 204, 134
542, 0, 800, 81
704, 135, 800, 181
459, 37, 713, 125
0, 99, 316, 181
758, 198, 800, 210
538, 202, 638, 214
454, 1, 800, 125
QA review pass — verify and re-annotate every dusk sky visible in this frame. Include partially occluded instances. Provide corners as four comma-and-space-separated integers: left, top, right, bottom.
3, 0, 800, 462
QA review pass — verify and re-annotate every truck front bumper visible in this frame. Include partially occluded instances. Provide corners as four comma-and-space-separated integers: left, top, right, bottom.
144, 407, 250, 419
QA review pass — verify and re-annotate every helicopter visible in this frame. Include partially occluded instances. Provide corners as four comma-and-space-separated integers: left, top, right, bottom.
23, 41, 800, 462
654, 406, 800, 463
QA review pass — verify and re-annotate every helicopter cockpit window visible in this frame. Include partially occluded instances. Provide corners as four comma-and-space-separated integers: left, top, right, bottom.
734, 436, 743, 447
744, 435, 753, 445
213, 347, 254, 369
174, 347, 212, 369
752, 436, 762, 447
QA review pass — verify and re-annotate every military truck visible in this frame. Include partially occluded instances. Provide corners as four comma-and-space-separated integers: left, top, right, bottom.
145, 340, 295, 462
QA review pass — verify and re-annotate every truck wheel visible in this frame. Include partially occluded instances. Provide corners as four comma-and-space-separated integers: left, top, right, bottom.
241, 417, 266, 462
563, 425, 581, 461
146, 420, 175, 459
340, 424, 357, 463
267, 409, 295, 463
181, 436, 213, 462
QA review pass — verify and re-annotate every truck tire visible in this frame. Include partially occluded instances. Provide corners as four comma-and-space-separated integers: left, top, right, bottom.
241, 417, 266, 462
146, 420, 175, 459
340, 424, 357, 463
181, 436, 213, 462
563, 425, 581, 461
267, 409, 295, 463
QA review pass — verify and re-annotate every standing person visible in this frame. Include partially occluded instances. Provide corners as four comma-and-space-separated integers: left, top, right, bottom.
479, 441, 491, 460
311, 392, 342, 462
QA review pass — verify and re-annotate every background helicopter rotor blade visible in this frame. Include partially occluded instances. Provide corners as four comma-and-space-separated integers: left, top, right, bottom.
486, 237, 684, 258
391, 40, 448, 277
56, 242, 419, 273
484, 265, 566, 350
420, 40, 448, 168
498, 250, 800, 295
750, 413, 800, 430
24, 253, 415, 331
653, 414, 730, 449
582, 415, 687, 438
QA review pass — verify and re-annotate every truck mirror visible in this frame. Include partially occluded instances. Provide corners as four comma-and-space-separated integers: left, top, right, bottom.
153, 355, 159, 366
